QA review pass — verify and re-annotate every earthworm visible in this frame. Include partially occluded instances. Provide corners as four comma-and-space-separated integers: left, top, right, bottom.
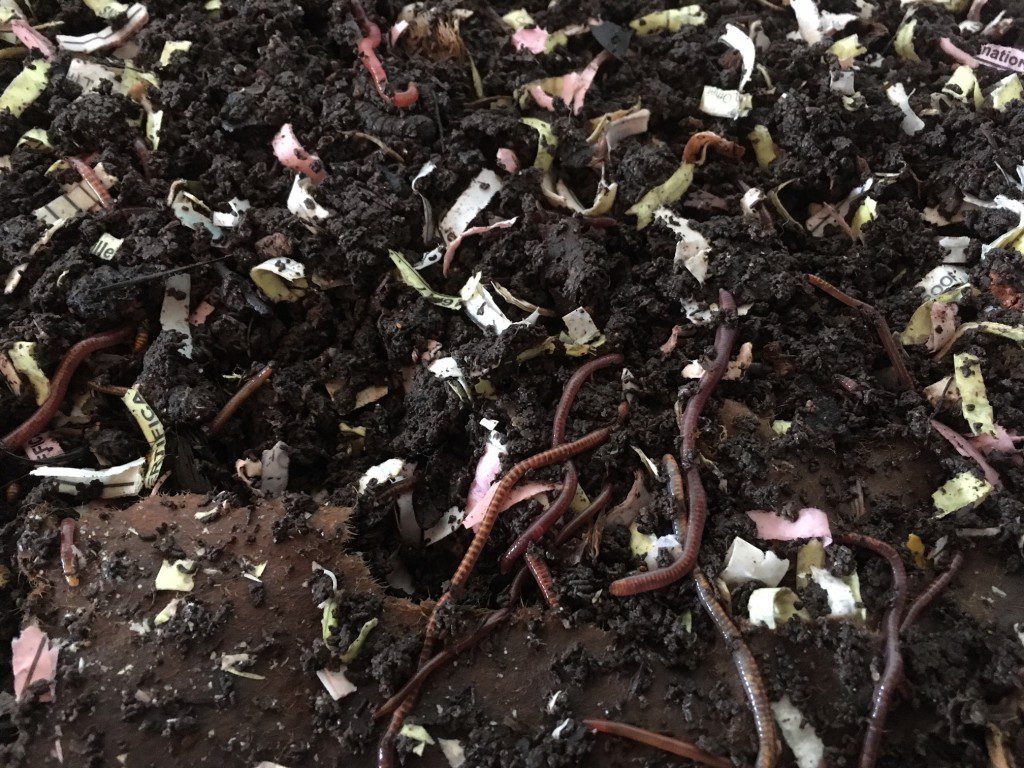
66, 156, 114, 210
524, 552, 559, 609
939, 37, 979, 67
693, 569, 780, 768
583, 718, 732, 768
456, 420, 620, 589
610, 291, 738, 597
207, 363, 274, 436
132, 138, 154, 181
378, 592, 449, 767
377, 419, 623, 766
60, 518, 79, 587
554, 482, 614, 546
1, 326, 134, 451
500, 353, 624, 572
900, 552, 964, 633
351, 0, 419, 109
662, 454, 687, 538
834, 532, 907, 768
500, 474, 576, 572
374, 567, 531, 720
806, 275, 916, 391
682, 131, 745, 165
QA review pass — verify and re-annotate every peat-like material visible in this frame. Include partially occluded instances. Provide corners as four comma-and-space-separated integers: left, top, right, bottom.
1, 1, 1023, 767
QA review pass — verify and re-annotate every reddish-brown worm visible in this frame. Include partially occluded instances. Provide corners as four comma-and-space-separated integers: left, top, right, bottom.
553, 482, 614, 546
834, 532, 907, 768
681, 131, 745, 165
693, 569, 779, 768
2, 326, 134, 451
59, 518, 79, 587
610, 291, 738, 597
132, 138, 154, 182
207, 363, 274, 436
806, 274, 916, 391
500, 475, 576, 572
456, 421, 619, 589
377, 422, 620, 767
500, 353, 625, 572
351, 0, 419, 108
66, 156, 114, 210
374, 568, 531, 721
583, 718, 733, 768
662, 453, 687, 537
900, 552, 964, 634
378, 591, 449, 768
524, 552, 559, 609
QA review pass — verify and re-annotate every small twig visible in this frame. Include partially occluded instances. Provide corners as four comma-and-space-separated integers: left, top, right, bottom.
343, 131, 405, 164
807, 274, 916, 391
88, 382, 129, 397
95, 256, 232, 292
20, 634, 48, 701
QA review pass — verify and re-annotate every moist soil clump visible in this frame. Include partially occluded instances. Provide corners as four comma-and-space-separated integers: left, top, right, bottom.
1, 0, 1024, 766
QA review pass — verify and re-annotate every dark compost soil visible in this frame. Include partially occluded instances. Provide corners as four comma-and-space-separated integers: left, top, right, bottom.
1, 0, 1024, 766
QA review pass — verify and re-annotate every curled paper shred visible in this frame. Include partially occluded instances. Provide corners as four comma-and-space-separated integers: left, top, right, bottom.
272, 123, 327, 184
12, 624, 59, 702
56, 2, 148, 53
746, 507, 833, 545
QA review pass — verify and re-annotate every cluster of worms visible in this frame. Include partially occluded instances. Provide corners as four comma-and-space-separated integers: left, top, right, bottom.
350, 0, 419, 109
0, 253, 964, 768
372, 282, 967, 768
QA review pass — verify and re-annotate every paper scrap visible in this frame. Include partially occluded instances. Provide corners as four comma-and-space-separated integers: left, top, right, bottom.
260, 442, 289, 498
747, 508, 832, 545
749, 587, 806, 629
56, 2, 148, 53
89, 233, 123, 261
772, 697, 826, 768
33, 164, 117, 225
31, 458, 146, 498
221, 653, 265, 680
438, 169, 503, 245
699, 86, 752, 118
159, 273, 193, 358
977, 43, 1024, 74
250, 257, 308, 302
25, 433, 63, 462
358, 458, 406, 494
287, 175, 331, 221
316, 668, 356, 700
155, 559, 196, 591
9, 341, 49, 404
121, 388, 166, 489
720, 537, 790, 587
12, 624, 59, 701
